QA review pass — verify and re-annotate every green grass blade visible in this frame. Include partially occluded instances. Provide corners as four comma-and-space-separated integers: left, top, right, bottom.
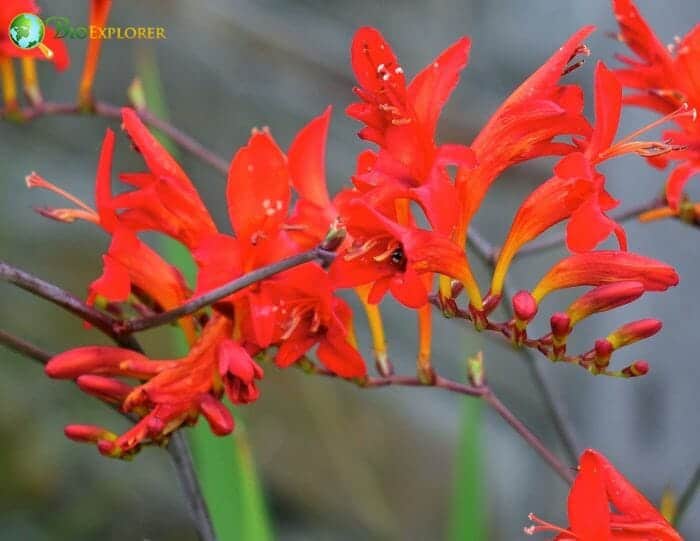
448, 398, 487, 541
135, 47, 274, 541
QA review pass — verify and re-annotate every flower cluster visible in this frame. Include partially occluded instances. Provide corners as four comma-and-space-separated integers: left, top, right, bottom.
611, 0, 700, 224
31, 12, 687, 456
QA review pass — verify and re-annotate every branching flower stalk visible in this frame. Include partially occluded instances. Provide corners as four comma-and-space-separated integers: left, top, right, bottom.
1, 0, 697, 538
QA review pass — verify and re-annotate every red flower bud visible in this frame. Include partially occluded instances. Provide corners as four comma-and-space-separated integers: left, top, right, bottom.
620, 360, 650, 378
513, 291, 538, 324
199, 395, 235, 436
46, 346, 175, 380
566, 281, 645, 325
550, 313, 571, 339
550, 313, 571, 360
64, 424, 117, 444
593, 338, 614, 371
76, 375, 132, 404
607, 319, 663, 349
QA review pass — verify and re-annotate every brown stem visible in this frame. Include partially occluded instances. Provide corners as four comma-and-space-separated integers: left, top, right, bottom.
481, 390, 575, 484
464, 228, 581, 465
8, 101, 229, 176
0, 329, 52, 364
0, 260, 140, 350
123, 247, 335, 334
315, 368, 571, 483
0, 266, 217, 541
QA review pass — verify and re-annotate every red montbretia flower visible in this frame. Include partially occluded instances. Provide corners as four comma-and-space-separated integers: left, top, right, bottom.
453, 25, 595, 247
526, 448, 682, 540
46, 314, 258, 457
331, 195, 482, 309
612, 0, 700, 212
347, 26, 475, 222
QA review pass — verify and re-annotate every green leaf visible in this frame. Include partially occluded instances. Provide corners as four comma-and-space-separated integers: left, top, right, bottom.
135, 46, 274, 541
447, 395, 487, 541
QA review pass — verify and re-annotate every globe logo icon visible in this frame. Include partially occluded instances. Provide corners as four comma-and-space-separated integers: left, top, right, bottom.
8, 13, 54, 59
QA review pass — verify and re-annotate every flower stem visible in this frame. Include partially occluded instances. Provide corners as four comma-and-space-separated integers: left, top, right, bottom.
123, 247, 335, 334
0, 266, 218, 541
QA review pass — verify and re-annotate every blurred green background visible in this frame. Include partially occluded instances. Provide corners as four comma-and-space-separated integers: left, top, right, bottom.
1, 1, 698, 539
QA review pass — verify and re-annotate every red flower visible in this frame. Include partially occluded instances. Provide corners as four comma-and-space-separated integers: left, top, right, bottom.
331, 196, 482, 309
526, 448, 682, 540
110, 109, 218, 250
28, 128, 198, 342
196, 113, 366, 378
491, 62, 628, 294
46, 315, 253, 457
251, 263, 366, 378
453, 26, 594, 246
613, 0, 700, 210
347, 27, 476, 236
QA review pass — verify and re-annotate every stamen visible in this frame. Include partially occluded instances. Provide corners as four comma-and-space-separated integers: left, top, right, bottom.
34, 206, 100, 224
344, 237, 380, 261
25, 172, 97, 214
524, 513, 577, 537
562, 44, 591, 76
598, 104, 695, 161
373, 240, 401, 262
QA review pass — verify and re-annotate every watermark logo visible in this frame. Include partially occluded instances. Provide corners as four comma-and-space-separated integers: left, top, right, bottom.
8, 13, 166, 53
8, 13, 54, 58
45, 17, 167, 41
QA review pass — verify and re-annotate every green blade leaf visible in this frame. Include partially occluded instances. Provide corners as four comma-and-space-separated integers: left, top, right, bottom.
448, 397, 487, 541
135, 47, 274, 541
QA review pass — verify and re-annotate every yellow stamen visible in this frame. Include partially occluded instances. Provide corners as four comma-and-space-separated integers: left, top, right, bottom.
21, 58, 42, 105
1, 58, 19, 112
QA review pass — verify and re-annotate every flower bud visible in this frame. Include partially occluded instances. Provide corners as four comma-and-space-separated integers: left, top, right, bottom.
513, 291, 538, 325
550, 313, 571, 360
76, 375, 132, 404
512, 291, 538, 345
199, 394, 235, 436
606, 319, 662, 349
46, 346, 172, 380
467, 351, 485, 387
592, 338, 614, 372
620, 360, 650, 378
566, 281, 645, 325
64, 424, 117, 444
